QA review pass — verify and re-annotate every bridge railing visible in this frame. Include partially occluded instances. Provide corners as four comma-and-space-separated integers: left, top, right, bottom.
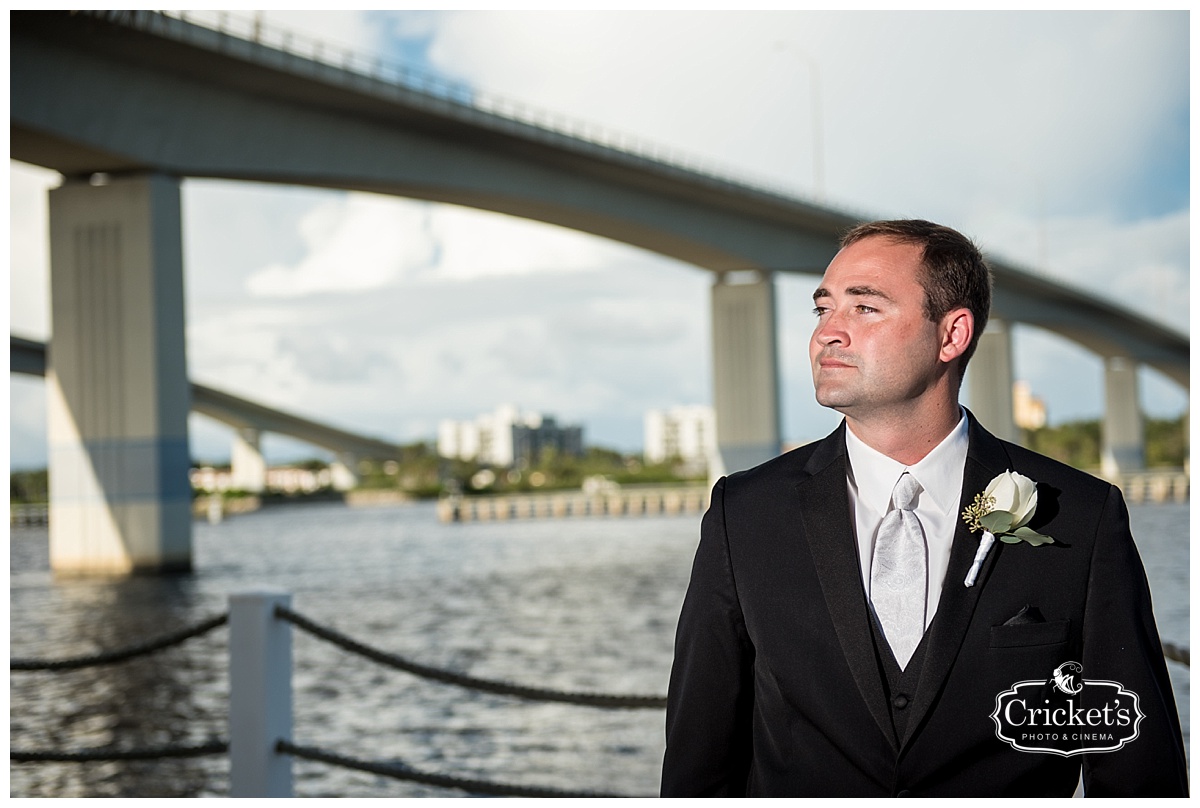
67, 9, 1178, 319
82, 9, 805, 206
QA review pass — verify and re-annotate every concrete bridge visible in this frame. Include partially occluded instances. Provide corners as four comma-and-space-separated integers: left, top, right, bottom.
11, 336, 404, 493
11, 10, 1187, 574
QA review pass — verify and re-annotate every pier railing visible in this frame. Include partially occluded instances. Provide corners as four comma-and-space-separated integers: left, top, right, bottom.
11, 591, 667, 797
1112, 469, 1190, 504
438, 483, 710, 523
11, 590, 1191, 796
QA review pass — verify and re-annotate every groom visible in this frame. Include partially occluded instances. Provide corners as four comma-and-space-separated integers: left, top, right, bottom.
661, 220, 1187, 796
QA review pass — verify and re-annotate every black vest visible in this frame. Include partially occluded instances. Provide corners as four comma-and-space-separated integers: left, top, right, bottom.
869, 611, 931, 744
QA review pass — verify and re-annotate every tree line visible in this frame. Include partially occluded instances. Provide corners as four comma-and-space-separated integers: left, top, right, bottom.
10, 415, 1187, 504
1020, 415, 1187, 471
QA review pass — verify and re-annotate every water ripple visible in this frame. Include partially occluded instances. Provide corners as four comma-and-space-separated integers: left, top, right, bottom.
9, 500, 1188, 796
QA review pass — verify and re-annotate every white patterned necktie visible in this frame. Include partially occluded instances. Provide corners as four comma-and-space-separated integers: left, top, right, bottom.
870, 472, 927, 670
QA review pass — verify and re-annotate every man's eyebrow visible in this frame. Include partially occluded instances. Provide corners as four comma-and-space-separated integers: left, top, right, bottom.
846, 285, 893, 301
812, 285, 894, 302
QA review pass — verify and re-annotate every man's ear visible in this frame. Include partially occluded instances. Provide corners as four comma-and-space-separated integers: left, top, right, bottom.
939, 308, 974, 364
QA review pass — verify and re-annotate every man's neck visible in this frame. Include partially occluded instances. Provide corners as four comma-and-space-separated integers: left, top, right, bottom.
843, 398, 964, 466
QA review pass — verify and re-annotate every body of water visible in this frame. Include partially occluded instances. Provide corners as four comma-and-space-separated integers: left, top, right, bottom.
9, 500, 1189, 797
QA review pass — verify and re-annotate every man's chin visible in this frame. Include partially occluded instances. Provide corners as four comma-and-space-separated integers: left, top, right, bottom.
813, 389, 856, 411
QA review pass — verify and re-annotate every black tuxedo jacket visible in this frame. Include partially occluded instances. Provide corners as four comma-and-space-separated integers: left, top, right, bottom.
662, 415, 1187, 796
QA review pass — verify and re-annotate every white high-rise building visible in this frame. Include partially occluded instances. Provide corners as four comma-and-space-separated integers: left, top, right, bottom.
1013, 380, 1048, 430
438, 405, 582, 467
644, 405, 717, 469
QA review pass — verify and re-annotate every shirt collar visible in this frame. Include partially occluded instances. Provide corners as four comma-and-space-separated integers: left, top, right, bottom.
844, 408, 969, 515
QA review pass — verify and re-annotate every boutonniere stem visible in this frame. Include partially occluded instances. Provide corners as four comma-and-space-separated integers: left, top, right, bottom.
962, 471, 1054, 588
964, 531, 994, 587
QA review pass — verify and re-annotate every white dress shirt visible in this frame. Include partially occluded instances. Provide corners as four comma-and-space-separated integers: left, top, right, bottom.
845, 410, 969, 629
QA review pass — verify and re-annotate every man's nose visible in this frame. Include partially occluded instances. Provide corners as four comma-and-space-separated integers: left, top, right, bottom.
813, 309, 848, 346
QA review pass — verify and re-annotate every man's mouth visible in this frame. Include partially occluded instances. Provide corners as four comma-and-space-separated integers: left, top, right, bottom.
818, 356, 855, 369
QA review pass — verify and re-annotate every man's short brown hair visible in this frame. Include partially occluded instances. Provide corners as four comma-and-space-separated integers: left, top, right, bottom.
841, 219, 993, 374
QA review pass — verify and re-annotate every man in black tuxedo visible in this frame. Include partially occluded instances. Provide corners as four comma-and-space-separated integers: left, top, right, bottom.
661, 220, 1187, 796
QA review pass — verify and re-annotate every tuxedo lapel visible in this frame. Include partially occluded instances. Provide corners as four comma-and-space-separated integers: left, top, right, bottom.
795, 424, 897, 750
900, 415, 1012, 749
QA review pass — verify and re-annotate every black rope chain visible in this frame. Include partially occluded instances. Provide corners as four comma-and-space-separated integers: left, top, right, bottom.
12, 598, 1188, 797
278, 740, 634, 798
11, 614, 229, 671
275, 604, 668, 708
1162, 641, 1189, 666
11, 741, 228, 763
15, 605, 1186, 681
12, 602, 666, 797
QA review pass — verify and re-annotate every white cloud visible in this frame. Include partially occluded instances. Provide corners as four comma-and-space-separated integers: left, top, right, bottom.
175, 10, 385, 59
1042, 210, 1190, 335
422, 12, 1182, 208
240, 189, 663, 299
245, 194, 438, 297
383, 10, 440, 41
418, 9, 1189, 426
430, 205, 636, 280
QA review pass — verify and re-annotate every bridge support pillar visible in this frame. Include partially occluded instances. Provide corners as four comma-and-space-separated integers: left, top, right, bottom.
967, 318, 1018, 443
331, 452, 359, 492
710, 271, 781, 477
46, 174, 192, 575
231, 428, 267, 493
1101, 356, 1144, 478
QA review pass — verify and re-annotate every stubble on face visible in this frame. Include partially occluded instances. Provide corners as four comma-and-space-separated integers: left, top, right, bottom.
808, 238, 943, 421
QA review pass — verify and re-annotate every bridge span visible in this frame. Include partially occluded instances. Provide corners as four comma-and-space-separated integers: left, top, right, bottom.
11, 336, 404, 492
10, 10, 1187, 574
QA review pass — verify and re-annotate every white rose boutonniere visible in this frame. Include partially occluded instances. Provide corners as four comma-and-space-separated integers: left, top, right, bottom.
962, 471, 1054, 587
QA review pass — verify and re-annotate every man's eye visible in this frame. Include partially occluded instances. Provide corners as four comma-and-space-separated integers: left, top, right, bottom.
812, 306, 828, 316
856, 305, 877, 314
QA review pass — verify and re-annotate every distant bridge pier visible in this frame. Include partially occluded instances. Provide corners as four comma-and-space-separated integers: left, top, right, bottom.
710, 271, 781, 477
1101, 356, 1145, 477
967, 318, 1018, 443
232, 428, 267, 493
47, 174, 193, 575
331, 452, 360, 492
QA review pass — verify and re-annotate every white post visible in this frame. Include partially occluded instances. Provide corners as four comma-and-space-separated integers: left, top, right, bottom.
229, 589, 293, 797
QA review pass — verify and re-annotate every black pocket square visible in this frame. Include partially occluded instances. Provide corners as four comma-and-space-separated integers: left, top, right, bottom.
1003, 605, 1046, 626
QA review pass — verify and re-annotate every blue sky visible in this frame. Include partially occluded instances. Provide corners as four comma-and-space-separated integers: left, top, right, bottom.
9, 10, 1190, 468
